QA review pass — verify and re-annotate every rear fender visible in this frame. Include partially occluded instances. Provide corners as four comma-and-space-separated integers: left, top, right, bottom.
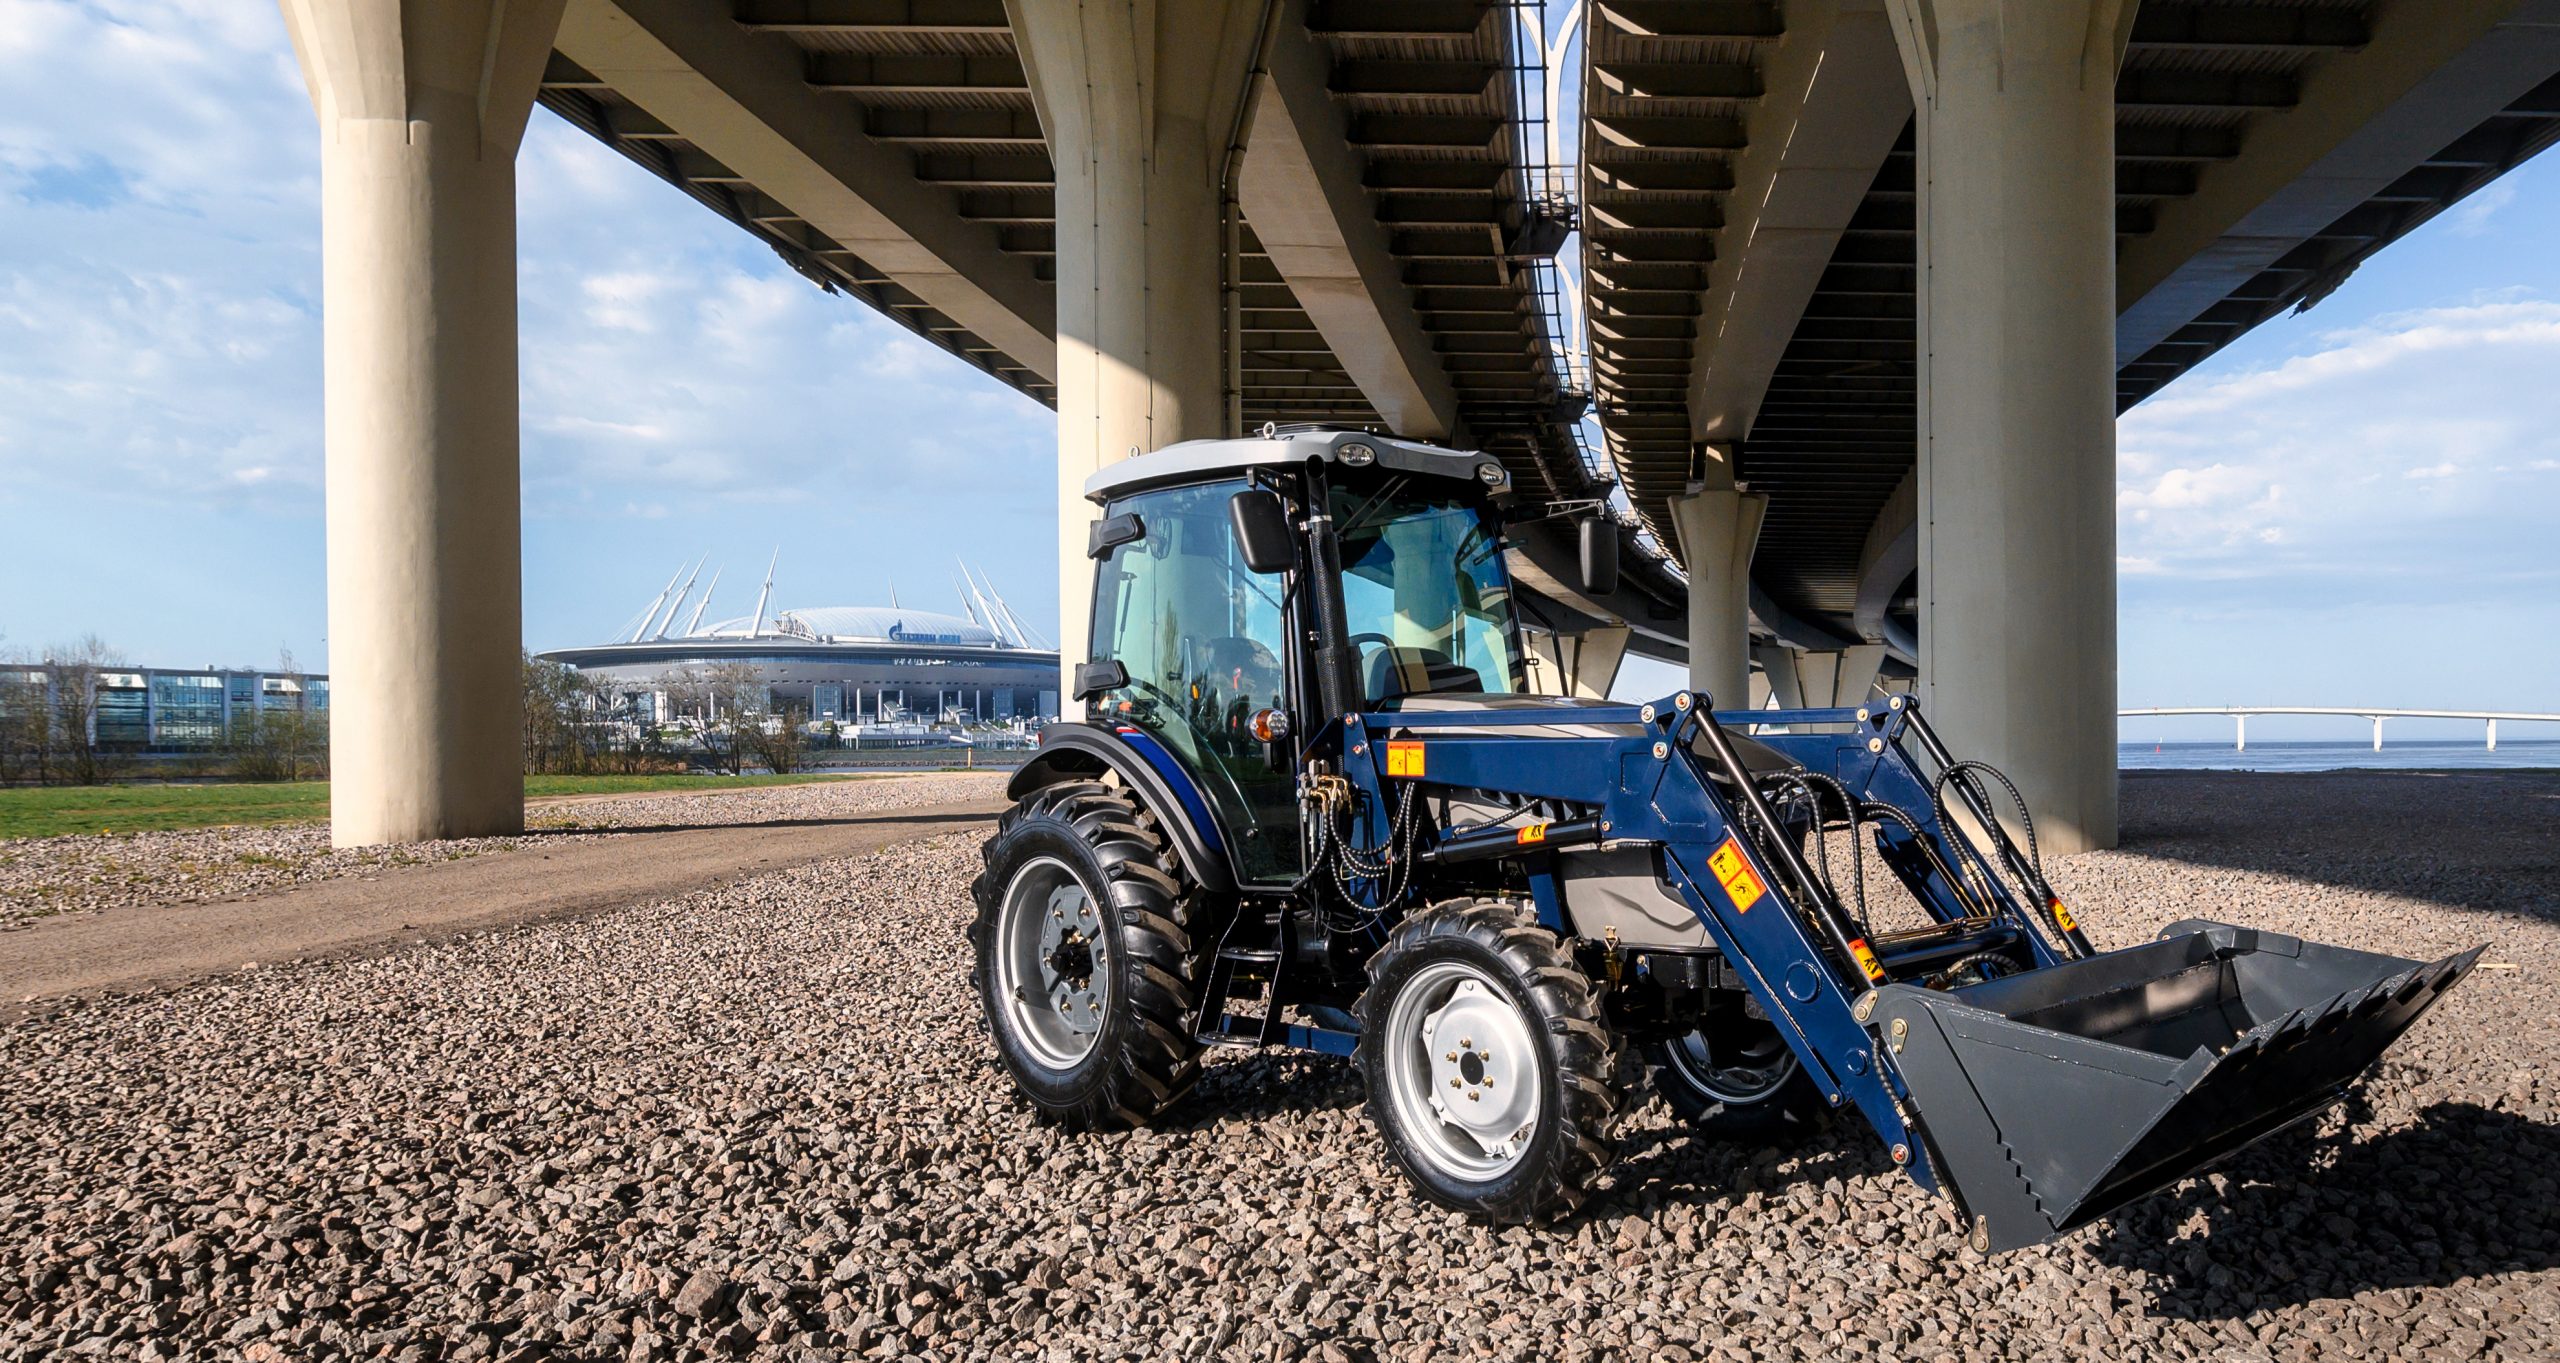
1010, 724, 1237, 894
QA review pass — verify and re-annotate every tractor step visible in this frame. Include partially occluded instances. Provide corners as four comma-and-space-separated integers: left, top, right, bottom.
1196, 921, 1293, 1048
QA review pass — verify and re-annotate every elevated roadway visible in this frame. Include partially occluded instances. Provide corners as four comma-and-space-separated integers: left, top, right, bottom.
270, 0, 2560, 851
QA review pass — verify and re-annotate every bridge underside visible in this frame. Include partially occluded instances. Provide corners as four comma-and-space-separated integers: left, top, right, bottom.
1585, 0, 2560, 661
278, 0, 2560, 852
536, 0, 1684, 656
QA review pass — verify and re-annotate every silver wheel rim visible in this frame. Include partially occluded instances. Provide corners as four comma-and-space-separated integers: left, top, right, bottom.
1666, 1025, 1797, 1106
1384, 960, 1545, 1181
993, 855, 1110, 1069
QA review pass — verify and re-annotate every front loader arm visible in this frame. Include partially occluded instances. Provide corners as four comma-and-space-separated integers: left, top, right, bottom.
1339, 694, 1939, 1191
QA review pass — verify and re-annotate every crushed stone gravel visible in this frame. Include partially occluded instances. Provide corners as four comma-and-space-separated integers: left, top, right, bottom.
0, 770, 2553, 1361
0, 774, 1008, 930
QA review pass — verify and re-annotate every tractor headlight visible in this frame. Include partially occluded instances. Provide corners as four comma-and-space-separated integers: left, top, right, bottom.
1476, 461, 1507, 486
1339, 442, 1376, 466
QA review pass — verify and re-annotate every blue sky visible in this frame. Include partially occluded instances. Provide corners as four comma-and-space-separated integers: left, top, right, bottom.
3, 0, 2556, 745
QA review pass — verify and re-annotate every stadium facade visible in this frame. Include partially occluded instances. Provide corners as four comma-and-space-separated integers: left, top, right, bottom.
539, 559, 1060, 726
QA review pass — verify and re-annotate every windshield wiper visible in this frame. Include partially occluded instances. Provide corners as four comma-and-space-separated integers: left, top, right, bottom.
1337, 475, 1408, 540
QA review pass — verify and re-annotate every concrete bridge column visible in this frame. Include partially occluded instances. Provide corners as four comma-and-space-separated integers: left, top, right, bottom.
1755, 644, 1889, 711
1891, 0, 2131, 853
1669, 488, 1769, 712
1524, 626, 1631, 700
279, 0, 565, 846
1009, 1, 1267, 687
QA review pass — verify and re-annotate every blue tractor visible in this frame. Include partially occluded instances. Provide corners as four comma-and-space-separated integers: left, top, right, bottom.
973, 429, 2478, 1250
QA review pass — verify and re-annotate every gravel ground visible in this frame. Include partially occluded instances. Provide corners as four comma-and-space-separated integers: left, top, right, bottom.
0, 775, 1008, 930
534, 775, 1005, 833
1, 771, 2553, 1361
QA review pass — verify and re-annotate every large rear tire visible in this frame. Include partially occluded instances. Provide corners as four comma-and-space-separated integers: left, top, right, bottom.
969, 782, 1210, 1130
1356, 899, 1626, 1222
1646, 1002, 1828, 1142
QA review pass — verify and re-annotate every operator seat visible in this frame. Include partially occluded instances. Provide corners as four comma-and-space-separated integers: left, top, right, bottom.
1365, 646, 1483, 702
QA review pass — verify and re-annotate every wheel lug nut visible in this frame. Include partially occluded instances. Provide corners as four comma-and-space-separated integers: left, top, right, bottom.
1465, 1092, 1480, 1102
1449, 1078, 1460, 1088
1460, 1037, 1474, 1048
1445, 1051, 1458, 1062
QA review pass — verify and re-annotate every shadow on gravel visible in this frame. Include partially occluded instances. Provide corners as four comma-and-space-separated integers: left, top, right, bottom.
2111, 771, 2560, 925
2085, 1099, 2560, 1316
1601, 1119, 1893, 1214
1168, 1052, 1365, 1128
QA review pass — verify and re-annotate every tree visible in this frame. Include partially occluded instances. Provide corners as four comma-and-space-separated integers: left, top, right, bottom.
46, 635, 127, 786
743, 703, 809, 775
523, 652, 582, 775
270, 648, 326, 780
0, 646, 50, 787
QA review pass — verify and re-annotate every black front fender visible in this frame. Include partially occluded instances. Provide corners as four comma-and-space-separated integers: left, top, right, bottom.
1011, 725, 1236, 893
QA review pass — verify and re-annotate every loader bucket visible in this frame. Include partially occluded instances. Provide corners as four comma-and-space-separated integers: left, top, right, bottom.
1872, 921, 2481, 1252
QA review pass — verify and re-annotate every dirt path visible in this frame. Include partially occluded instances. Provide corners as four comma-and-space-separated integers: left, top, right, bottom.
0, 795, 1006, 1014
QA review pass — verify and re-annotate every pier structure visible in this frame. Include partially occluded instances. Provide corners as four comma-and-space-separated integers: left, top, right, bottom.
2122, 707, 2560, 753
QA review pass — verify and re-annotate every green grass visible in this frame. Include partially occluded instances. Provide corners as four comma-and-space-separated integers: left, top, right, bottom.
0, 772, 860, 840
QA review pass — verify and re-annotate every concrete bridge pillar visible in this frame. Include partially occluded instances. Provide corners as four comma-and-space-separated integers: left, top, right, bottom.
1754, 643, 1889, 711
278, 0, 565, 846
1009, 0, 1268, 686
1669, 488, 1769, 712
1891, 0, 2131, 853
1524, 626, 1631, 700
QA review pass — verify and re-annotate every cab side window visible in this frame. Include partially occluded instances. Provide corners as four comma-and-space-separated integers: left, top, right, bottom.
1088, 480, 1298, 881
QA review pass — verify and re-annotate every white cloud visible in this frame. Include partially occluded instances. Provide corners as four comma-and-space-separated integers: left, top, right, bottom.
580, 271, 673, 333
2133, 299, 2560, 421
0, 0, 1069, 660
2118, 298, 2560, 592
2447, 181, 2517, 237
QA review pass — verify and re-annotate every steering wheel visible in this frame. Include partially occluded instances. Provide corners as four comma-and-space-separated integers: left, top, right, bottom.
1348, 631, 1395, 652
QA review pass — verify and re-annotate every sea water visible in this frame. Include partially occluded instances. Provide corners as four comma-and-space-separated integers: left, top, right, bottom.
2118, 740, 2560, 773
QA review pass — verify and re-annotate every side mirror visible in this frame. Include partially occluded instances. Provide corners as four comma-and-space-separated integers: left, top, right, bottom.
1578, 514, 1620, 598
1229, 489, 1296, 575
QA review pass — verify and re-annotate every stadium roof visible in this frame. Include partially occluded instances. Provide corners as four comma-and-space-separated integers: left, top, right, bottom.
730, 605, 1002, 647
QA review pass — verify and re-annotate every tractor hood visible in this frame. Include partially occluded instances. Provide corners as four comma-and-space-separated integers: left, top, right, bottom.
1373, 694, 1804, 776
1373, 693, 1647, 740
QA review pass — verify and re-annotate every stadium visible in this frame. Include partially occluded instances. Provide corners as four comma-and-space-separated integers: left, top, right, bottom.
539, 557, 1059, 728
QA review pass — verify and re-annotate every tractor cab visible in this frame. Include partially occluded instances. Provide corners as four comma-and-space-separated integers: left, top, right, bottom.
1075, 428, 1543, 884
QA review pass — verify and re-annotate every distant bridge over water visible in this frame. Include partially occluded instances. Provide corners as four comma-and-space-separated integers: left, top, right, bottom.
2121, 707, 2560, 752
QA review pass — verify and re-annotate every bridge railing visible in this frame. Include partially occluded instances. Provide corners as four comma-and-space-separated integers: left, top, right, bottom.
2118, 706, 2560, 752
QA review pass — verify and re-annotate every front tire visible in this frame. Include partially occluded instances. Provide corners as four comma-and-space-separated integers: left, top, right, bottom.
970, 782, 1208, 1129
1357, 899, 1626, 1221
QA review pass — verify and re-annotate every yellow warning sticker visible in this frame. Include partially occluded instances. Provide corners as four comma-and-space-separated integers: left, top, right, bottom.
1849, 937, 1887, 983
2050, 898, 2078, 933
1515, 821, 1549, 845
1384, 741, 1426, 778
1708, 837, 1767, 914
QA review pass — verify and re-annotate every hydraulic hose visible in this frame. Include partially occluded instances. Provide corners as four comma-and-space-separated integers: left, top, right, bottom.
1929, 760, 2094, 960
1693, 714, 1886, 990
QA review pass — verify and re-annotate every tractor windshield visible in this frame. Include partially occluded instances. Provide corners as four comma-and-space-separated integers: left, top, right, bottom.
1332, 482, 1522, 702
